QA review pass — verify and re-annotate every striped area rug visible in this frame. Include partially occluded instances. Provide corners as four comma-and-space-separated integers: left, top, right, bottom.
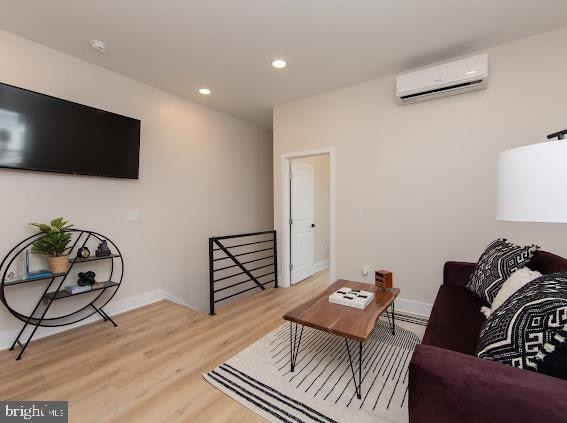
204, 312, 427, 423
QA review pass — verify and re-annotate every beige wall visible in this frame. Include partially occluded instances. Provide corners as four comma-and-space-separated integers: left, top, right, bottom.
295, 155, 330, 265
274, 26, 567, 312
0, 29, 273, 336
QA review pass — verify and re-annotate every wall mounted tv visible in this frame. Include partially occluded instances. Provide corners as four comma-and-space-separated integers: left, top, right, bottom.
0, 82, 140, 179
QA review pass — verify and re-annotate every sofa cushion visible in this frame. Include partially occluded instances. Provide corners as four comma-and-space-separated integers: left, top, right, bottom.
409, 344, 567, 423
529, 250, 567, 274
477, 272, 567, 376
423, 285, 486, 355
466, 238, 538, 305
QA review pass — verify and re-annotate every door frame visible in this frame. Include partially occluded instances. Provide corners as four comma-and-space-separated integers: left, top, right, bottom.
280, 147, 336, 288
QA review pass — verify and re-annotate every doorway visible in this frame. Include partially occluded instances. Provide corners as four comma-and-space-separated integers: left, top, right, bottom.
286, 152, 333, 285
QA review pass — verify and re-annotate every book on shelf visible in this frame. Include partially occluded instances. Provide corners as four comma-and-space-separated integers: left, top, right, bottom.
65, 285, 92, 294
64, 282, 111, 294
24, 270, 53, 280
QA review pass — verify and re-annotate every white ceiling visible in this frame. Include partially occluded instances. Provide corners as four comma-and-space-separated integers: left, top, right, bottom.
0, 1, 566, 129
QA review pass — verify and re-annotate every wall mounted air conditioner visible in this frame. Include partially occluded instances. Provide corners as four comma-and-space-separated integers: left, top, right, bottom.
396, 53, 488, 104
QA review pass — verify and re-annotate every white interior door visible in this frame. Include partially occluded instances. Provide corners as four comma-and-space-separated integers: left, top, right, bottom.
290, 160, 315, 284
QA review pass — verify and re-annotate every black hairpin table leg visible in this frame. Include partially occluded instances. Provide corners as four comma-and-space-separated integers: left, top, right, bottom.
345, 339, 363, 399
387, 302, 396, 335
289, 322, 304, 372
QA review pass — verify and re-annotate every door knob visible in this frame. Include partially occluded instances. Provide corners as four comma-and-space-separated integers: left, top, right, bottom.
311, 224, 316, 228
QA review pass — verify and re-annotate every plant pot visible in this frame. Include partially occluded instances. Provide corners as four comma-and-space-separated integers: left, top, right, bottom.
48, 255, 69, 274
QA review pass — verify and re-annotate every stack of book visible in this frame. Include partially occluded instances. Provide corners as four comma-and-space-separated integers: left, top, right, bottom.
65, 285, 92, 294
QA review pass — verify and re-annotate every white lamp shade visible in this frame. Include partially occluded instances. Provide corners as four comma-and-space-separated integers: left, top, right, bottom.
497, 141, 567, 223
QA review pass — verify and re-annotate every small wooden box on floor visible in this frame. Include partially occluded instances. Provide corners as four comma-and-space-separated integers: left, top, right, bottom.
375, 270, 392, 290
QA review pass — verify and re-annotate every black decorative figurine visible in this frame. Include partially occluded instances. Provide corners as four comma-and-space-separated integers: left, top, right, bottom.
77, 271, 96, 286
95, 240, 112, 257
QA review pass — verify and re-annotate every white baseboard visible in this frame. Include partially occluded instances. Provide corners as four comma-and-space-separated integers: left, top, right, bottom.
395, 297, 432, 318
313, 259, 330, 273
161, 289, 193, 309
104, 289, 168, 316
0, 288, 169, 351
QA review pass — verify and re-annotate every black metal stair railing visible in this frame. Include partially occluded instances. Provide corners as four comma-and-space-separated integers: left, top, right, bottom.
209, 230, 278, 315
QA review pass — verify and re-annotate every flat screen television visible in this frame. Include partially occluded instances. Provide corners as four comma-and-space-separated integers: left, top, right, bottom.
0, 82, 140, 179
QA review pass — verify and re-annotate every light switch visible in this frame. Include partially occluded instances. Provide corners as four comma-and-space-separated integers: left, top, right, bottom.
355, 210, 365, 221
127, 210, 139, 222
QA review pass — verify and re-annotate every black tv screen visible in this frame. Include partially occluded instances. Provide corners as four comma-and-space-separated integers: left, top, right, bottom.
0, 82, 140, 179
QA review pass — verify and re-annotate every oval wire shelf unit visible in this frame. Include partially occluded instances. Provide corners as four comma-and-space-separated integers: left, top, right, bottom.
0, 228, 124, 328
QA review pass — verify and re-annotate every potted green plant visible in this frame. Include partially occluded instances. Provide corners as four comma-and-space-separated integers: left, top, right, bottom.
30, 217, 73, 274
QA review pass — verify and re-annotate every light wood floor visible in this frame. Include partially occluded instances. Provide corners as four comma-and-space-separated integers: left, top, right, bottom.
0, 270, 331, 422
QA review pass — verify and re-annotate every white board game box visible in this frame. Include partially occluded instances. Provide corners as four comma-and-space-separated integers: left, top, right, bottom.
329, 287, 375, 309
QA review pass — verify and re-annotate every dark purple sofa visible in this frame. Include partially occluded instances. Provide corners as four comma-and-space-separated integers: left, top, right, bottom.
409, 251, 567, 423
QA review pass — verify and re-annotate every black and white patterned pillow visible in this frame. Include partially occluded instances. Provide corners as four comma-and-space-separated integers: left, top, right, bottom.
477, 273, 567, 378
466, 239, 538, 305
537, 324, 567, 380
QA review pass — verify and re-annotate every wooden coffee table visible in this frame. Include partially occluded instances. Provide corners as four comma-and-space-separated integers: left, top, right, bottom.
283, 279, 400, 399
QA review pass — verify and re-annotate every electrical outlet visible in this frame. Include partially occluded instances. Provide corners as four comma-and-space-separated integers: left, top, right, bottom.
127, 210, 139, 222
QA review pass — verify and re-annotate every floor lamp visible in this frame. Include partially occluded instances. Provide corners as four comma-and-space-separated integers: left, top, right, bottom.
497, 130, 567, 223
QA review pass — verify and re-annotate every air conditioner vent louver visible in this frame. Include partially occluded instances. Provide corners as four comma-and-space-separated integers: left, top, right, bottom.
399, 79, 484, 101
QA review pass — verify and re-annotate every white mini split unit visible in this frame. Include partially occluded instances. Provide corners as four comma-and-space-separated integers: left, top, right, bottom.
396, 53, 488, 104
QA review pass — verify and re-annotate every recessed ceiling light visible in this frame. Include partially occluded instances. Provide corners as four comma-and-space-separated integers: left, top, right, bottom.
198, 88, 212, 95
90, 40, 107, 53
271, 59, 287, 69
